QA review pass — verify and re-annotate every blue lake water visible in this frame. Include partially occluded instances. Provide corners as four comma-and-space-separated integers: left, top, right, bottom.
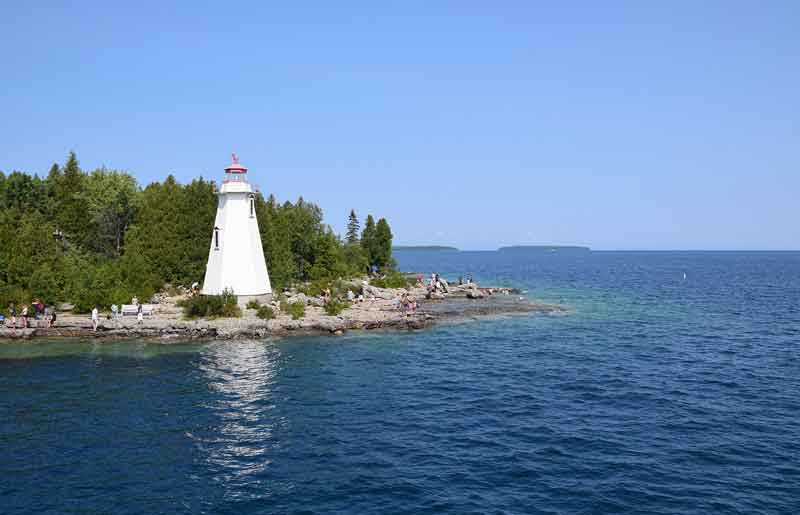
2, 251, 799, 514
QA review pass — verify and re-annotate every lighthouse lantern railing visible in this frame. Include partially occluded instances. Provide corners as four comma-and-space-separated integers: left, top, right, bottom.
223, 152, 249, 184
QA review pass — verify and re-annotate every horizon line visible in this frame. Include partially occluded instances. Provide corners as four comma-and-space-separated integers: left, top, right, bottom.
393, 247, 800, 252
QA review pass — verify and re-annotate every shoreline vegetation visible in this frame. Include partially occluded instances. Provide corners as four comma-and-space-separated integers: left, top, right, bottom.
0, 152, 393, 315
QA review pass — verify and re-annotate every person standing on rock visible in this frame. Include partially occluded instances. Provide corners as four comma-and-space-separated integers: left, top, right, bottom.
91, 306, 99, 331
21, 305, 28, 328
137, 303, 144, 325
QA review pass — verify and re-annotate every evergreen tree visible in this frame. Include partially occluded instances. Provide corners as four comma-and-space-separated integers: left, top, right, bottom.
179, 177, 217, 283
256, 193, 296, 290
44, 163, 61, 218
55, 151, 87, 246
1, 172, 47, 214
309, 227, 343, 280
123, 175, 185, 285
374, 218, 395, 271
361, 215, 377, 272
0, 212, 61, 300
346, 209, 360, 244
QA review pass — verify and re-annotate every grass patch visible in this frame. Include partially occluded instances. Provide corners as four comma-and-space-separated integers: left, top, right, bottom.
246, 299, 261, 310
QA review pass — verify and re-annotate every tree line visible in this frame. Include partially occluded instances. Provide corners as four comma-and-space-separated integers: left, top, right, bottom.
0, 152, 394, 312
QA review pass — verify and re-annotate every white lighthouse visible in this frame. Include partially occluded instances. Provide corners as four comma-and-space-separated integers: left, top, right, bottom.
202, 153, 272, 302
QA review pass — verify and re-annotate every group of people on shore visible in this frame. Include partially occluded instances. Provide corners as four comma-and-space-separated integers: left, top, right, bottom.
94, 298, 145, 331
458, 274, 474, 285
3, 301, 57, 329
2, 296, 147, 332
427, 272, 450, 296
346, 289, 366, 303
397, 292, 418, 318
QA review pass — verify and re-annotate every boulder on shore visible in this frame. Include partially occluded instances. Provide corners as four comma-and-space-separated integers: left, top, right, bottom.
363, 284, 396, 300
466, 288, 486, 299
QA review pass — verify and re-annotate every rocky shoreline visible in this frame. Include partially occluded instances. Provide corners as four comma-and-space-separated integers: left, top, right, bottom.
0, 282, 566, 342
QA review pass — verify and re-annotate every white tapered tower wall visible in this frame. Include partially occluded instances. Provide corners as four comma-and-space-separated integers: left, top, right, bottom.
202, 159, 272, 298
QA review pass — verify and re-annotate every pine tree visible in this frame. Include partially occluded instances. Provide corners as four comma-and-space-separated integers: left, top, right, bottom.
374, 218, 395, 271
179, 177, 217, 282
123, 175, 185, 285
346, 209, 360, 244
44, 163, 61, 218
55, 151, 87, 246
361, 215, 377, 272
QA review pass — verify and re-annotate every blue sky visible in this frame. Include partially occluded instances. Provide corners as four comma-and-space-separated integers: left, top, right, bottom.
1, 1, 798, 250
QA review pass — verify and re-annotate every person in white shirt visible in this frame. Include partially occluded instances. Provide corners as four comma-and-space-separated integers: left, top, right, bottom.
91, 307, 99, 331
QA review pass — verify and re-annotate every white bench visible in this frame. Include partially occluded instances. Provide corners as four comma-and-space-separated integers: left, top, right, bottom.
121, 304, 154, 317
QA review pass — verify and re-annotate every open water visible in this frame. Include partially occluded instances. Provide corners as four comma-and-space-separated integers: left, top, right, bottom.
1, 251, 799, 514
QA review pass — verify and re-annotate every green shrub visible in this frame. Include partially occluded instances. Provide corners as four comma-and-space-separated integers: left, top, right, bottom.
256, 305, 275, 320
370, 271, 415, 289
178, 288, 241, 319
0, 286, 31, 315
323, 298, 347, 316
296, 278, 348, 298
280, 300, 306, 320
246, 299, 261, 310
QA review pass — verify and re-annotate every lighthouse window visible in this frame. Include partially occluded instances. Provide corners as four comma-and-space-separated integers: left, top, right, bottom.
214, 227, 220, 250
249, 194, 255, 218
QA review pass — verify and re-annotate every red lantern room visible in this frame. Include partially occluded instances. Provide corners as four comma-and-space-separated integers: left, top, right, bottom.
224, 153, 249, 183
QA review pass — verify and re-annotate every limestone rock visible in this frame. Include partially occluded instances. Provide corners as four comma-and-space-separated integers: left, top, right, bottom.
363, 284, 396, 300
466, 289, 485, 299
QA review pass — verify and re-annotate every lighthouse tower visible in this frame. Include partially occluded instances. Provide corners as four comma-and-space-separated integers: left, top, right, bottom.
202, 154, 272, 302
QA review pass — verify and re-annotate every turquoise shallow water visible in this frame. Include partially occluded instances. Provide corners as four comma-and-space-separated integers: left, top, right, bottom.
1, 251, 799, 514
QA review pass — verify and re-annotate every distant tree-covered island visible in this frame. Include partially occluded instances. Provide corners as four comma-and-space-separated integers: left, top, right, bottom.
498, 245, 590, 252
0, 152, 396, 313
392, 246, 459, 251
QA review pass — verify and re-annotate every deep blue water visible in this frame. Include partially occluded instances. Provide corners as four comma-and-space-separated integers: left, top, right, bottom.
2, 251, 799, 514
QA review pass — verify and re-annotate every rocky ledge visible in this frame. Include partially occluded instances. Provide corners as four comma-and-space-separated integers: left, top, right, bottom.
0, 282, 566, 342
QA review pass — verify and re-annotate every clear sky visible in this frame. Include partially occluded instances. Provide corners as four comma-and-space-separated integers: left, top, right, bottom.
1, 1, 798, 250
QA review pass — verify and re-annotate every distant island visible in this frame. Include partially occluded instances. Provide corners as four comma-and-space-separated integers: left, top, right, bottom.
393, 246, 459, 251
498, 245, 591, 252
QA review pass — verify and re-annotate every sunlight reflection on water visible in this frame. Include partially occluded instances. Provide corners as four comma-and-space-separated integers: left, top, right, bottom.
195, 341, 283, 484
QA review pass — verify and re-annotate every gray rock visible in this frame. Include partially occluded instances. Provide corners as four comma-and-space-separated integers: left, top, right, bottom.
466, 289, 485, 299
287, 293, 311, 305
363, 284, 396, 300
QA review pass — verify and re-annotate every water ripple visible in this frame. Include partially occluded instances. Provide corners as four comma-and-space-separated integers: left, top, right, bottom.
2, 252, 800, 513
